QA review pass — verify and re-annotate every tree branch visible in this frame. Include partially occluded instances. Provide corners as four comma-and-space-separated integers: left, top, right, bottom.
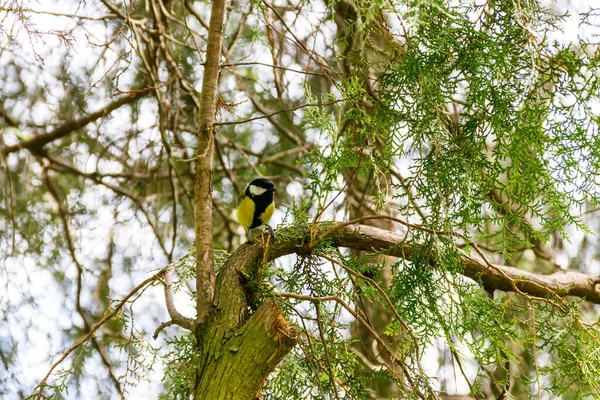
279, 291, 423, 397
1, 90, 147, 156
326, 223, 600, 304
35, 269, 166, 398
158, 267, 195, 335
194, 0, 226, 323
220, 223, 600, 323
45, 156, 172, 258
194, 221, 599, 399
42, 166, 124, 396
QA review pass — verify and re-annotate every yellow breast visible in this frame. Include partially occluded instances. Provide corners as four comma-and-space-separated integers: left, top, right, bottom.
236, 196, 256, 229
260, 201, 275, 225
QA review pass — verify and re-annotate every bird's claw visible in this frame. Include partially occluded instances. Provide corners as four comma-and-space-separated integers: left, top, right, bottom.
265, 225, 276, 240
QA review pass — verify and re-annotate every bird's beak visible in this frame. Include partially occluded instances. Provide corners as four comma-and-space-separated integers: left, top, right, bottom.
270, 188, 276, 192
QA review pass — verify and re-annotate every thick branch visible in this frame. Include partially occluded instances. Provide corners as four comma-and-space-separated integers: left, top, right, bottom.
218, 224, 600, 319
327, 224, 600, 304
2, 91, 146, 155
162, 268, 195, 331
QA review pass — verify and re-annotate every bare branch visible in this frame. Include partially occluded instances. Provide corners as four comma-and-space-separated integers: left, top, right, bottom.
213, 99, 345, 127
223, 61, 332, 77
45, 156, 172, 258
1, 90, 147, 156
184, 0, 210, 31
159, 267, 195, 334
233, 74, 304, 146
217, 137, 305, 175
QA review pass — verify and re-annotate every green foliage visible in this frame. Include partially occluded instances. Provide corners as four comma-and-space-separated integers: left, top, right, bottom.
534, 300, 600, 398
377, 0, 600, 249
160, 334, 199, 399
172, 249, 198, 291
3, 0, 600, 398
116, 332, 161, 392
263, 343, 373, 399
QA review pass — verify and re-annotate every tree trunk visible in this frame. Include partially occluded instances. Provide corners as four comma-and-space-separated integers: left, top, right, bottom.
195, 0, 226, 323
194, 243, 298, 399
192, 0, 299, 397
195, 300, 297, 398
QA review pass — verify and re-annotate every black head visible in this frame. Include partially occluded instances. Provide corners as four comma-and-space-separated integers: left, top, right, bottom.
249, 178, 275, 189
246, 178, 276, 198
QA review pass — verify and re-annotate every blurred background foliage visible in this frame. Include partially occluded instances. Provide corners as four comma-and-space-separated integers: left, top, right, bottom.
1, 0, 600, 398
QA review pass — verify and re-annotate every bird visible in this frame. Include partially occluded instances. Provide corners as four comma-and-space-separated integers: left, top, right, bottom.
236, 178, 276, 240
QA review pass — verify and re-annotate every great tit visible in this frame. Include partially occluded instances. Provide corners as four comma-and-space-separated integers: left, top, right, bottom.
236, 178, 276, 238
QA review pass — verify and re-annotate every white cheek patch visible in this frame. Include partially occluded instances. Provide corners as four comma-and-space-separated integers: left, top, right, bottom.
249, 184, 267, 196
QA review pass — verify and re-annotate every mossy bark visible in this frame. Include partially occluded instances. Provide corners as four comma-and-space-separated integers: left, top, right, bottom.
195, 300, 297, 399
194, 243, 298, 399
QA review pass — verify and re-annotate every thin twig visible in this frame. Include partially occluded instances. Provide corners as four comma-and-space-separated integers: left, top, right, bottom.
36, 270, 167, 398
42, 166, 125, 396
279, 291, 434, 400
214, 99, 345, 127
313, 304, 341, 400
319, 253, 421, 362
